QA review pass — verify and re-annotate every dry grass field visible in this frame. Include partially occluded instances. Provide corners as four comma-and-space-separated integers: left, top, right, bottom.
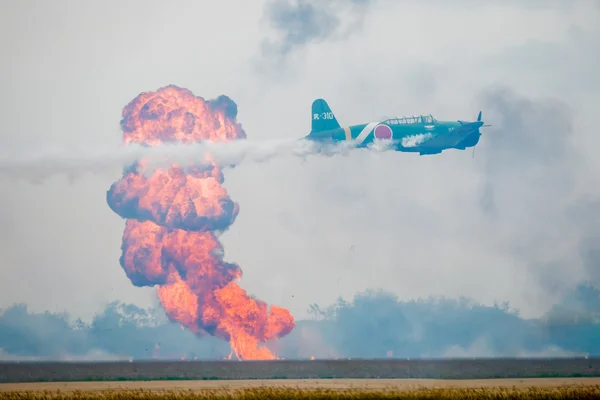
1, 378, 600, 399
2, 377, 600, 392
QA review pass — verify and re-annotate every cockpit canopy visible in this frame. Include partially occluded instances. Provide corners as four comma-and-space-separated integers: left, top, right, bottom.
381, 114, 436, 125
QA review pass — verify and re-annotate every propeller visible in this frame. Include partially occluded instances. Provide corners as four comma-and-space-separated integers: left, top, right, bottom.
478, 111, 492, 128
471, 111, 491, 159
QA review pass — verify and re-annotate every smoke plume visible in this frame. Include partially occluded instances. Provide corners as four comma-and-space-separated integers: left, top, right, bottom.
105, 85, 295, 360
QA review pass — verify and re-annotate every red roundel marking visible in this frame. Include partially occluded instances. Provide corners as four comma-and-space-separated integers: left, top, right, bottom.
374, 124, 392, 140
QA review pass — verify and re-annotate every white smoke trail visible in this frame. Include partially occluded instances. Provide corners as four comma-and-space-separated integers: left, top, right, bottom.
0, 138, 359, 182
401, 133, 433, 148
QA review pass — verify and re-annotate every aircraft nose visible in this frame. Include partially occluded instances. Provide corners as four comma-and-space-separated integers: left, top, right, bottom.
465, 121, 483, 130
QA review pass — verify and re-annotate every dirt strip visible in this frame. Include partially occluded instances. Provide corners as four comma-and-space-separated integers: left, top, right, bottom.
3, 359, 600, 382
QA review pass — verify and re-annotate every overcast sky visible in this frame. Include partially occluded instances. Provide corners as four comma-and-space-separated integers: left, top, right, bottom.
1, 0, 599, 322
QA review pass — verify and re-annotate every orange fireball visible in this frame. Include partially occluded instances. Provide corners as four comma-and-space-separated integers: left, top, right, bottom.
107, 85, 295, 360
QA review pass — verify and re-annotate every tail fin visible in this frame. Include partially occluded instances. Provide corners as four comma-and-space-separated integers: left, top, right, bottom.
310, 98, 341, 134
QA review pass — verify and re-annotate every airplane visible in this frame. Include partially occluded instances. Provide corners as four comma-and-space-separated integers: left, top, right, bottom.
302, 98, 490, 156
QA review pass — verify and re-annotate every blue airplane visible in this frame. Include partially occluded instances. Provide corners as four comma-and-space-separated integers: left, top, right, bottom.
302, 98, 490, 155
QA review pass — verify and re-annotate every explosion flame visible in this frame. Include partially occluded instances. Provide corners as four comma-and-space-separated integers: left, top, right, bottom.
106, 85, 295, 360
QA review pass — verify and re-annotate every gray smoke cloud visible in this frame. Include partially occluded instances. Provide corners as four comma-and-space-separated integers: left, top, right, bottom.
260, 0, 373, 60
468, 86, 597, 307
2, 285, 599, 360
567, 198, 600, 286
0, 301, 229, 361
478, 86, 576, 215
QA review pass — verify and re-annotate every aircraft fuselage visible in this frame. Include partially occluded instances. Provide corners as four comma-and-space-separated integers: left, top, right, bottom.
303, 99, 484, 155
